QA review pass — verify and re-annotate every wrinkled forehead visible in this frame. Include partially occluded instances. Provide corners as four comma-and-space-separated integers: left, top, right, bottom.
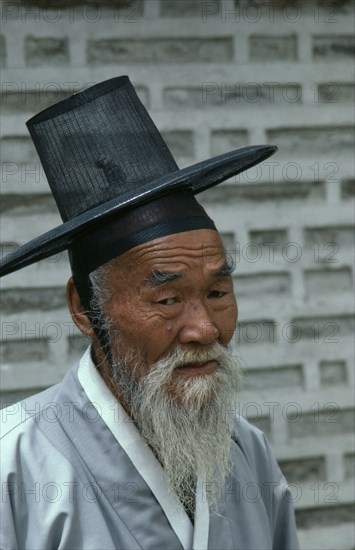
107, 228, 229, 277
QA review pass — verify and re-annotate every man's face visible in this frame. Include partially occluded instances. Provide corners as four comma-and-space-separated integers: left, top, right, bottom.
97, 228, 238, 381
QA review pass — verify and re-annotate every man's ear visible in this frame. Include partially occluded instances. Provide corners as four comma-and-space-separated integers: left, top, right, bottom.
66, 276, 94, 337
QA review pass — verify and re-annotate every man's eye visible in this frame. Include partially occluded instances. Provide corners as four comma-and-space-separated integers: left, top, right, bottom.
157, 297, 178, 306
208, 290, 227, 299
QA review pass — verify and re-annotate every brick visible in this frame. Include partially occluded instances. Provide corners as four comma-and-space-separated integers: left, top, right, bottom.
0, 339, 49, 363
202, 180, 326, 205
304, 268, 353, 298
1, 0, 143, 26
235, 320, 277, 345
249, 227, 310, 263
249, 229, 288, 248
330, 0, 354, 14
0, 84, 147, 114
267, 126, 354, 155
319, 360, 347, 386
344, 453, 355, 479
20, 0, 138, 6
25, 35, 69, 66
164, 83, 302, 108
313, 35, 355, 61
235, 272, 291, 297
316, 0, 354, 14
237, 0, 343, 10
289, 315, 354, 341
279, 457, 326, 482
160, 0, 219, 17
341, 179, 355, 199
288, 407, 355, 439
237, 0, 346, 12
296, 504, 355, 529
220, 232, 236, 252
1, 287, 66, 314
243, 364, 303, 391
211, 130, 248, 156
249, 35, 298, 61
0, 194, 57, 216
318, 83, 355, 104
0, 34, 5, 67
236, 0, 310, 13
2, 162, 45, 190
161, 131, 194, 160
1, 136, 39, 164
1, 90, 72, 115
304, 226, 354, 248
1, 0, 22, 19
164, 87, 216, 109
87, 37, 233, 64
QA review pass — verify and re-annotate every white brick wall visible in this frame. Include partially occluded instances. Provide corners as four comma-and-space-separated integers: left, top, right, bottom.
0, 1, 354, 548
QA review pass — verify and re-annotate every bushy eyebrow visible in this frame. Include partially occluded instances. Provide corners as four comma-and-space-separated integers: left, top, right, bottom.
213, 256, 236, 277
144, 270, 184, 287
145, 257, 235, 287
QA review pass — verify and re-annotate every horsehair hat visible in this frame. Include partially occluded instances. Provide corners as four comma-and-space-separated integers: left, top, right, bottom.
0, 75, 277, 279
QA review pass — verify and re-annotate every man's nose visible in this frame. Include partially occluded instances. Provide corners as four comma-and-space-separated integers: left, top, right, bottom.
178, 300, 219, 345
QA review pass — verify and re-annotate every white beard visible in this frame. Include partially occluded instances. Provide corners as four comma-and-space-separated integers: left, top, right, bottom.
107, 337, 242, 517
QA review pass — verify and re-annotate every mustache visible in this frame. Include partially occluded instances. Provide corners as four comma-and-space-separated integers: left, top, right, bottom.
141, 341, 236, 390
160, 341, 229, 369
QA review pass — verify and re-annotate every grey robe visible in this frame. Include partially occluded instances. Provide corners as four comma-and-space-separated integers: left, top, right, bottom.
1, 351, 300, 550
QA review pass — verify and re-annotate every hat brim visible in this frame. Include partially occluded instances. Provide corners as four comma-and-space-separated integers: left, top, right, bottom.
0, 145, 276, 277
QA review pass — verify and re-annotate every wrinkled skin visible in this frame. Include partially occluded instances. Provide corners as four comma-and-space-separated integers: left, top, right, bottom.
67, 229, 238, 390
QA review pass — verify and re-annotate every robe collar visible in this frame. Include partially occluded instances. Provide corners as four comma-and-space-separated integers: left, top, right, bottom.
77, 347, 210, 550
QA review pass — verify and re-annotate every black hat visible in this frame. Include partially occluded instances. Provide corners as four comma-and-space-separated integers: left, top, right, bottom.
0, 76, 277, 278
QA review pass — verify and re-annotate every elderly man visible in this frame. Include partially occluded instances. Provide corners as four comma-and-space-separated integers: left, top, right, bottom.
0, 76, 299, 549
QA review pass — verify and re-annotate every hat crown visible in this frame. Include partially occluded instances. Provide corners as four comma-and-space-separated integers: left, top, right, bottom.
27, 76, 178, 221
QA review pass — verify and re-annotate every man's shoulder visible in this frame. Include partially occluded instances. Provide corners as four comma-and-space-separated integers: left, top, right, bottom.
233, 415, 283, 482
1, 384, 60, 437
234, 414, 267, 443
0, 362, 80, 440
0, 363, 85, 486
